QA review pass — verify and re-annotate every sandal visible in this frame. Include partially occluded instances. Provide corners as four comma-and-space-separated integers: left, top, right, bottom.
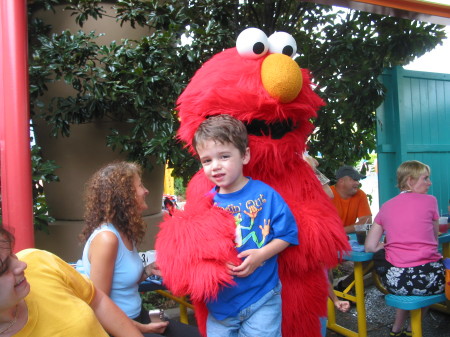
402, 329, 412, 337
389, 329, 405, 337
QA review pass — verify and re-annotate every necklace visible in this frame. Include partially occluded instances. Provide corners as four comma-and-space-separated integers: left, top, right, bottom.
0, 306, 18, 335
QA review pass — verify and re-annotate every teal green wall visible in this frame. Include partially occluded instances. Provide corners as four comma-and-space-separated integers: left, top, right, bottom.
377, 66, 450, 214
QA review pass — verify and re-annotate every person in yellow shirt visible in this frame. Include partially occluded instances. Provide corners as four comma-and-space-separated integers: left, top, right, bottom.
331, 165, 372, 233
0, 225, 144, 337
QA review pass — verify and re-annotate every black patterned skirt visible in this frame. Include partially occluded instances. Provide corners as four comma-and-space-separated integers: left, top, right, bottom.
374, 250, 445, 296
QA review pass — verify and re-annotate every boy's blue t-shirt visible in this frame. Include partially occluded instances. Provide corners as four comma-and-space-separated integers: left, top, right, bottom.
206, 178, 298, 319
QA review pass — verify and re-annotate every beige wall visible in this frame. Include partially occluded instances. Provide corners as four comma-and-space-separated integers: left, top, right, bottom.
35, 213, 164, 262
32, 2, 164, 260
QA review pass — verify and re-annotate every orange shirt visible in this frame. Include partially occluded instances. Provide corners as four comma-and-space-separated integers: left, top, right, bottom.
331, 186, 371, 227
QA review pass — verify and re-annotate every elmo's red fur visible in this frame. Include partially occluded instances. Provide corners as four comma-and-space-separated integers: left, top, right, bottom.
156, 47, 350, 337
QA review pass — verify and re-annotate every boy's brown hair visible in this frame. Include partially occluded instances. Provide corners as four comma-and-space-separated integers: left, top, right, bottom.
193, 115, 248, 156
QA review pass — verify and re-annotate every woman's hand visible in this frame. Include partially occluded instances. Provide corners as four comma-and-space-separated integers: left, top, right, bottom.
142, 321, 169, 334
148, 262, 162, 277
141, 262, 162, 282
334, 299, 350, 313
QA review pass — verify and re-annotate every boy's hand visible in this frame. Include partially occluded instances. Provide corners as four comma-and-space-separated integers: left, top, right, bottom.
231, 249, 265, 277
226, 262, 237, 276
230, 239, 290, 277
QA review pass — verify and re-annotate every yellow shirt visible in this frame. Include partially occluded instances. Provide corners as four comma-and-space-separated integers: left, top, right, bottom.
15, 249, 109, 337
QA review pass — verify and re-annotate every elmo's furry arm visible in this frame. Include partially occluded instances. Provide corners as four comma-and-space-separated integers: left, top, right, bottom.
247, 158, 350, 271
277, 199, 349, 337
285, 198, 350, 272
155, 172, 241, 303
276, 195, 349, 337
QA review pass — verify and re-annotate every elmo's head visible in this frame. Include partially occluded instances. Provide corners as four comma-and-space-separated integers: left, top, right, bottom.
177, 28, 324, 167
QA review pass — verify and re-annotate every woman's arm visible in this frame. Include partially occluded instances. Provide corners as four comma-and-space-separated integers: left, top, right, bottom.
323, 184, 334, 199
89, 233, 169, 335
88, 231, 118, 296
364, 222, 384, 253
433, 219, 439, 240
90, 287, 144, 337
328, 282, 350, 312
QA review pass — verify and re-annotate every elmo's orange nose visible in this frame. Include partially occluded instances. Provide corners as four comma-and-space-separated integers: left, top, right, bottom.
261, 54, 302, 103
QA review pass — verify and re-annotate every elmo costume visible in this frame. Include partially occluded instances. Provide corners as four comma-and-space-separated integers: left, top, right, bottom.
156, 28, 350, 337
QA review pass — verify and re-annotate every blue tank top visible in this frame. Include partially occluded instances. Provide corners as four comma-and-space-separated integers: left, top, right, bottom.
81, 223, 143, 318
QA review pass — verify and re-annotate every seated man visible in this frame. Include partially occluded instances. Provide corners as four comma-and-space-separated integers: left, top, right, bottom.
331, 165, 372, 291
331, 165, 372, 234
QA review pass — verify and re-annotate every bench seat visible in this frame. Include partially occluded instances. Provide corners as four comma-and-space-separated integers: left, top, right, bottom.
385, 293, 446, 337
385, 293, 446, 310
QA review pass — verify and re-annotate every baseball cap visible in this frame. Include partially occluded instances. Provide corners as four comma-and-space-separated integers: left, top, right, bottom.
335, 165, 366, 181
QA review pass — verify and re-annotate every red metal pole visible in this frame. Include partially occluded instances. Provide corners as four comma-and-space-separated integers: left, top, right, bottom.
0, 0, 34, 250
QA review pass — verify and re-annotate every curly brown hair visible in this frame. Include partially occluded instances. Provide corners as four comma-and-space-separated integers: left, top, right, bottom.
80, 161, 146, 244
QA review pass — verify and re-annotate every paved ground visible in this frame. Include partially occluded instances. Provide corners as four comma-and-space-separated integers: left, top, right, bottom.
327, 285, 450, 337
165, 284, 450, 337
164, 170, 450, 336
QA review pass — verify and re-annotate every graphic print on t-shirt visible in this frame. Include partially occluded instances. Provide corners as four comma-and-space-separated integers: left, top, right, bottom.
215, 193, 271, 248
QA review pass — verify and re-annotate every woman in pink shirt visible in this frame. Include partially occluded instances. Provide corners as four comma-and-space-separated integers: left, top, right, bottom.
365, 160, 445, 337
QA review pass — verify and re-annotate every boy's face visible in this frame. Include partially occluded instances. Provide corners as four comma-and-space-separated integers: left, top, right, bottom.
196, 140, 250, 194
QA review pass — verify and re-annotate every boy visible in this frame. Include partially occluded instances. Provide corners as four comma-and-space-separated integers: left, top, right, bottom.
192, 114, 298, 337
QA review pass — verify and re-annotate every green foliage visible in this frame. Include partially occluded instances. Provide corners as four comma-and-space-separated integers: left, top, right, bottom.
300, 11, 446, 179
140, 291, 177, 311
31, 143, 59, 233
27, 0, 446, 186
29, 0, 210, 180
367, 152, 377, 166
0, 142, 58, 232
174, 177, 186, 199
226, 2, 446, 179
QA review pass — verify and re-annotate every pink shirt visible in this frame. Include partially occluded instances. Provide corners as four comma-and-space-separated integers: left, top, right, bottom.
374, 192, 441, 267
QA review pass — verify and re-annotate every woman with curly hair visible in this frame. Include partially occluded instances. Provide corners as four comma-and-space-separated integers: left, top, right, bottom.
79, 161, 199, 337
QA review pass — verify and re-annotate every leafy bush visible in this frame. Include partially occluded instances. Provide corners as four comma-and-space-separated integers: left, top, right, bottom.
26, 0, 446, 193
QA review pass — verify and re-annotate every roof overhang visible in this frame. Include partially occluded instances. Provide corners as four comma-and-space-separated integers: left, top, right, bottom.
306, 0, 450, 25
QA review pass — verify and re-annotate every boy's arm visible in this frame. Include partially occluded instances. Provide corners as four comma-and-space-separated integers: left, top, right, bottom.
231, 239, 289, 277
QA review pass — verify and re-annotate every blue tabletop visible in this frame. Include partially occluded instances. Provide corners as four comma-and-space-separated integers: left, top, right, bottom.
439, 231, 450, 244
342, 250, 374, 262
341, 232, 450, 262
340, 233, 374, 262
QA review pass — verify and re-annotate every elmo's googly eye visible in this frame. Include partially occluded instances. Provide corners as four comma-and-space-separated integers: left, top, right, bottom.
236, 28, 269, 59
268, 32, 297, 58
